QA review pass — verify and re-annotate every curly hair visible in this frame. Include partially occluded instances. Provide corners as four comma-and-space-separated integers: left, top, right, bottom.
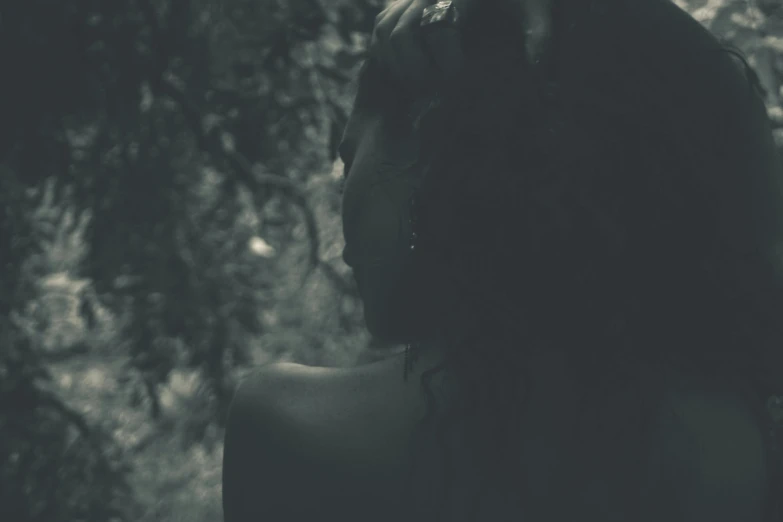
360, 0, 783, 519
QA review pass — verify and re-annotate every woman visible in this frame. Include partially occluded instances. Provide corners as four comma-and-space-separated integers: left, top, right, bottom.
223, 0, 783, 520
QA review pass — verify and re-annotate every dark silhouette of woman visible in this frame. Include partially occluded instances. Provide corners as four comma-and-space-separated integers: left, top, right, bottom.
222, 0, 783, 520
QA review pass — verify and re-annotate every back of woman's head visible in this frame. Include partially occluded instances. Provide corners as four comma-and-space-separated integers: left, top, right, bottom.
395, 0, 783, 518
410, 0, 783, 396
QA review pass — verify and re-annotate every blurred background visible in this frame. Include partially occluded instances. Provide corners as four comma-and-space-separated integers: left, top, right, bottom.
0, 0, 781, 521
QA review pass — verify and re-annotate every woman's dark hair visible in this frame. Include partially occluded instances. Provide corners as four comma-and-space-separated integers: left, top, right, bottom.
359, 0, 783, 519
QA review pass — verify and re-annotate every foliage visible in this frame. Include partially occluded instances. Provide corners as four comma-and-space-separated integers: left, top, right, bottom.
0, 180, 138, 521
1, 0, 383, 519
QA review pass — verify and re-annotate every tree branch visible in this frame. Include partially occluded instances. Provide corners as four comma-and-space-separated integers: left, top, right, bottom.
137, 0, 355, 296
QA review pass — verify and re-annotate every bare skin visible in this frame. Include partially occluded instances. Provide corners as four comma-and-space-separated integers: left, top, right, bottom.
222, 348, 767, 521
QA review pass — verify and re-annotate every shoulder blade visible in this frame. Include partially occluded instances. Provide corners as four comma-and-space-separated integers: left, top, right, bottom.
222, 362, 409, 522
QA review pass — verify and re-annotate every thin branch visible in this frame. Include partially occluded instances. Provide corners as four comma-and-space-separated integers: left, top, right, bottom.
139, 0, 355, 295
35, 389, 93, 441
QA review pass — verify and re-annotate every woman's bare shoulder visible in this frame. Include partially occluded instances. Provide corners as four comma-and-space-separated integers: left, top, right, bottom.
229, 354, 435, 469
223, 356, 428, 521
